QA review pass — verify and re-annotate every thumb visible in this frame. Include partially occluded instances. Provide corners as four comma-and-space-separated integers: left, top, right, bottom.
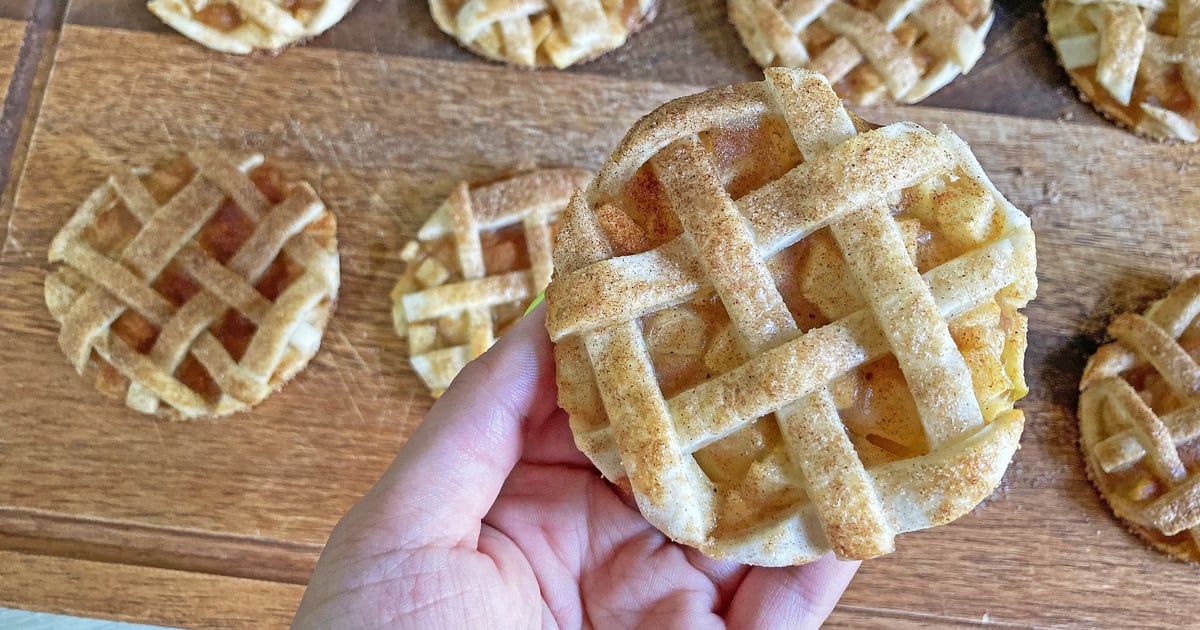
342, 305, 557, 549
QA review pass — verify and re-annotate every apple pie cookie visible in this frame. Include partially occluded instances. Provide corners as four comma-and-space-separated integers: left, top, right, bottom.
1046, 0, 1200, 141
428, 0, 658, 68
392, 167, 591, 396
728, 0, 993, 104
148, 0, 357, 54
45, 152, 340, 419
1080, 275, 1200, 561
545, 67, 1037, 565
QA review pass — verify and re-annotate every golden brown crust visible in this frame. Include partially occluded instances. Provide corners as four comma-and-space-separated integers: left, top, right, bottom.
45, 152, 340, 418
546, 68, 1036, 566
1079, 274, 1200, 562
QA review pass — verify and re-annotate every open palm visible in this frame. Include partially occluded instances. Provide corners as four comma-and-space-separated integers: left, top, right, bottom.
293, 308, 858, 629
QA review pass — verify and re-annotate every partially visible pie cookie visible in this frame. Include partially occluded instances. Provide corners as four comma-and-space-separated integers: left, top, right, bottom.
392, 166, 591, 396
45, 152, 340, 418
148, 0, 357, 54
1080, 275, 1200, 561
428, 0, 658, 68
545, 67, 1036, 565
728, 0, 993, 104
1046, 0, 1199, 141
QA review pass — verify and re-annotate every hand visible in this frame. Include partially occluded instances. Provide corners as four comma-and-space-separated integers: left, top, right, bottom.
293, 306, 858, 629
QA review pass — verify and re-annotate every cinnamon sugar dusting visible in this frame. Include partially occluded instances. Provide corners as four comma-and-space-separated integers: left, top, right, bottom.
546, 68, 1035, 565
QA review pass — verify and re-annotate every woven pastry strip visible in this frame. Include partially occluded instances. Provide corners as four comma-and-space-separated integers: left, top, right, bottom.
46, 152, 339, 418
547, 68, 1036, 565
729, 0, 992, 104
393, 167, 590, 395
429, 0, 657, 68
1046, 0, 1200, 141
1081, 275, 1200, 558
148, 0, 356, 53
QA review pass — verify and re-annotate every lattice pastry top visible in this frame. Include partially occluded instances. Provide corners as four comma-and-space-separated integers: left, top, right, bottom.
392, 166, 591, 396
728, 0, 993, 105
545, 67, 1037, 565
1080, 275, 1200, 561
148, 0, 356, 53
1046, 0, 1200, 141
45, 152, 340, 419
428, 0, 658, 68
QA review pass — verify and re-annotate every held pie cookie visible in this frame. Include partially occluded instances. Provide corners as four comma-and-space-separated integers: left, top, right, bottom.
1046, 0, 1200, 141
544, 67, 1037, 565
428, 0, 658, 68
45, 152, 340, 418
392, 166, 591, 396
1080, 275, 1200, 561
148, 0, 356, 54
728, 0, 993, 105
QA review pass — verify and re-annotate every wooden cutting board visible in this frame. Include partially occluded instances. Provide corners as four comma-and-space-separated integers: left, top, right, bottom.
5, 13, 1200, 630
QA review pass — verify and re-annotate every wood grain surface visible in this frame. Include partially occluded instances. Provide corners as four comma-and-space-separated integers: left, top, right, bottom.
0, 21, 21, 103
0, 550, 303, 627
65, 0, 1088, 118
3, 0, 1200, 628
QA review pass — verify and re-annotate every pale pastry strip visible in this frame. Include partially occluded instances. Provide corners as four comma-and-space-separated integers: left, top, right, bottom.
47, 153, 336, 416
398, 167, 589, 395
1080, 275, 1200, 548
832, 203, 984, 446
449, 182, 497, 358
763, 67, 894, 556
1097, 4, 1145, 106
730, 0, 992, 104
524, 209, 555, 291
1094, 404, 1200, 472
1083, 275, 1200, 384
241, 274, 330, 379
819, 3, 921, 97
613, 403, 1024, 566
1177, 0, 1200, 106
418, 167, 589, 240
670, 240, 1018, 449
1063, 0, 1163, 8
809, 37, 863, 86
562, 186, 714, 540
456, 0, 545, 40
412, 345, 474, 391
584, 322, 716, 543
190, 152, 331, 281
549, 70, 1033, 563
876, 0, 926, 30
55, 175, 225, 369
591, 84, 771, 202
777, 389, 897, 558
441, 0, 644, 68
912, 1, 984, 69
1110, 314, 1200, 397
1145, 473, 1200, 534
651, 136, 797, 350
403, 271, 533, 322
546, 124, 953, 341
1091, 377, 1187, 480
133, 168, 330, 412
500, 16, 538, 66
652, 133, 893, 554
